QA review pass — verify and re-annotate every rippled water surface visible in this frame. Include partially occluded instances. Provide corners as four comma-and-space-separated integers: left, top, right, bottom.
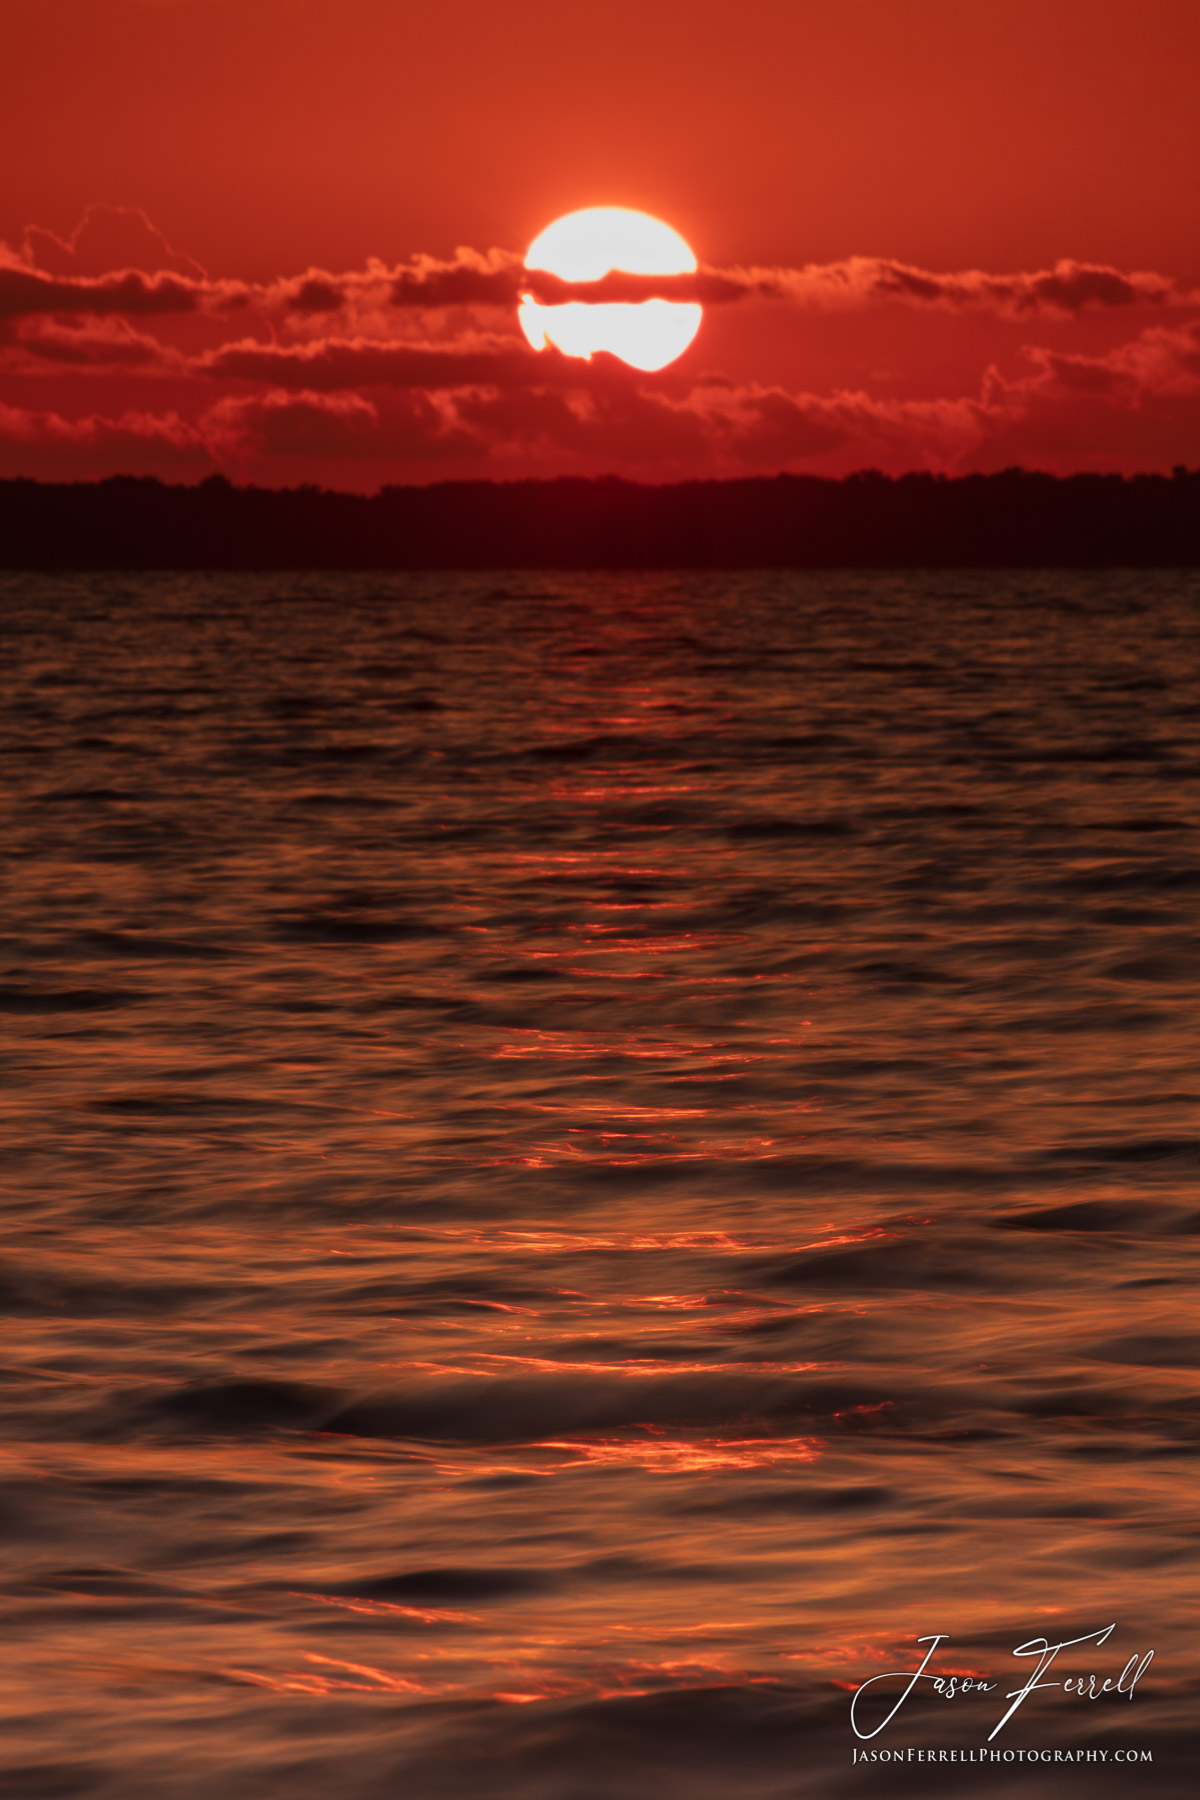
2, 569, 1198, 1798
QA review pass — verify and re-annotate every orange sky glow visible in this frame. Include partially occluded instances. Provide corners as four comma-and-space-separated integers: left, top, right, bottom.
3, 0, 1199, 488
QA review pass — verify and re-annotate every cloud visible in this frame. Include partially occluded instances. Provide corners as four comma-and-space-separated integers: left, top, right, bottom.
20, 204, 208, 281
204, 388, 478, 463
195, 333, 543, 391
428, 253, 1188, 316
980, 321, 1200, 415
8, 207, 1189, 327
960, 321, 1200, 467
389, 248, 526, 310
6, 319, 1200, 483
694, 256, 1188, 316
0, 399, 211, 477
256, 251, 529, 320
0, 388, 472, 476
1028, 320, 1200, 392
0, 262, 215, 321
348, 251, 1193, 317
193, 330, 715, 392
202, 379, 888, 475
196, 321, 1200, 477
451, 380, 983, 476
186, 320, 1200, 473
6, 316, 180, 369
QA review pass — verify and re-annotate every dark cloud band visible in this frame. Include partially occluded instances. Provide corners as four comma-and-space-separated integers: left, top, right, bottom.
2, 246, 1186, 323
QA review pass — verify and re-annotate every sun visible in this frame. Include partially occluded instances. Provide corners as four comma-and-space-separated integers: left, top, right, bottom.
518, 207, 702, 374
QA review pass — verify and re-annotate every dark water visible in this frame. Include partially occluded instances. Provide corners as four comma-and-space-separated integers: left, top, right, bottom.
1, 569, 1197, 1798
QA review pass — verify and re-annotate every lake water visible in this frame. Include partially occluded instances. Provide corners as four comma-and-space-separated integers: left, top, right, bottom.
1, 569, 1197, 1797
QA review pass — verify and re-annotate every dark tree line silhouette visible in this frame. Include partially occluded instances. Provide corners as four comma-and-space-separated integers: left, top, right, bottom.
1, 468, 1197, 568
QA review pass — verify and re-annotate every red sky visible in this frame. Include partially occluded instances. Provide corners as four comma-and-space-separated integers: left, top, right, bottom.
3, 0, 1199, 488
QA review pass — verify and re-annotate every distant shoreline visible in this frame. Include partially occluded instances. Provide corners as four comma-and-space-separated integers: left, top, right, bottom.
2, 468, 1198, 569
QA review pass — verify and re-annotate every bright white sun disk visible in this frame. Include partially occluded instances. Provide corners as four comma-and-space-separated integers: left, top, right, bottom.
519, 207, 702, 373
